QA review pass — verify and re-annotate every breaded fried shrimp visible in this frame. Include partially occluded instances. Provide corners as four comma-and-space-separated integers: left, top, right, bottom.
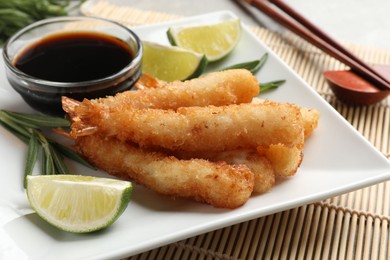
67, 101, 304, 151
105, 69, 259, 109
61, 69, 320, 208
76, 135, 255, 208
62, 69, 259, 121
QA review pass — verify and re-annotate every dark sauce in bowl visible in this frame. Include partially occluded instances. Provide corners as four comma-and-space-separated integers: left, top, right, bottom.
4, 22, 142, 116
14, 32, 133, 82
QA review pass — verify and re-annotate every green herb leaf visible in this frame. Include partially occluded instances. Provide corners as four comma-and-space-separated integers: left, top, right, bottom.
42, 149, 55, 175
50, 145, 69, 174
260, 80, 286, 93
1, 110, 70, 128
220, 59, 262, 74
24, 130, 39, 187
1, 109, 95, 184
0, 120, 30, 143
0, 0, 84, 45
219, 53, 269, 74
254, 52, 269, 73
0, 110, 31, 140
36, 131, 55, 175
51, 141, 96, 170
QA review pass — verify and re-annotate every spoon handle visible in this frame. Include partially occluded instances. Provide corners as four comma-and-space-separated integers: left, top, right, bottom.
246, 0, 390, 91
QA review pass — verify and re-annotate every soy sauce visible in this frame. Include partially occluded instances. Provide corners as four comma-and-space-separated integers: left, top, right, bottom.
13, 31, 133, 82
8, 31, 142, 116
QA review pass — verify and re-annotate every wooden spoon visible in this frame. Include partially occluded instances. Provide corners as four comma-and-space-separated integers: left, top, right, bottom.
247, 0, 390, 105
324, 65, 390, 105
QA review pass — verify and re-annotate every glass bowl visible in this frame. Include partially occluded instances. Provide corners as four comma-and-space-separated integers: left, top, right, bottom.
2, 16, 143, 116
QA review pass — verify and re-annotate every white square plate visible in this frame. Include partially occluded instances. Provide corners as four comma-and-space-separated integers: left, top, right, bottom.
1, 11, 389, 260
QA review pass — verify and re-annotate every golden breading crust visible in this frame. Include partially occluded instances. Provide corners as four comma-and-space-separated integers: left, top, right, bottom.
300, 107, 320, 139
62, 70, 319, 208
173, 149, 275, 194
257, 144, 303, 177
76, 134, 255, 208
67, 101, 304, 152
62, 69, 259, 123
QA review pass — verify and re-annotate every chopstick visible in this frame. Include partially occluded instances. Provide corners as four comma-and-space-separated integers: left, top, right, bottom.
245, 0, 390, 91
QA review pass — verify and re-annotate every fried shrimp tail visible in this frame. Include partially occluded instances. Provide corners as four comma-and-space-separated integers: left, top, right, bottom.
76, 135, 255, 208
67, 101, 304, 151
135, 73, 166, 89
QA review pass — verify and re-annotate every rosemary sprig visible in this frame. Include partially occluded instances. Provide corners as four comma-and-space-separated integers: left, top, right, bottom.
0, 109, 95, 187
50, 141, 96, 169
0, 111, 31, 140
25, 130, 38, 185
2, 110, 70, 128
50, 144, 69, 175
36, 130, 55, 175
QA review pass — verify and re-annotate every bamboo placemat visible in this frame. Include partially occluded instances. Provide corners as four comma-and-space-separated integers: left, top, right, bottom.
82, 1, 390, 259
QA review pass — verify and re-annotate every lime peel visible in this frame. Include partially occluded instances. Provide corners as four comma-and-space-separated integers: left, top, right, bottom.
26, 175, 132, 233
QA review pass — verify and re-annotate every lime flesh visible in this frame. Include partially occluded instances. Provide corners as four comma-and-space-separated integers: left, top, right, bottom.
142, 41, 207, 82
26, 175, 132, 233
167, 19, 241, 62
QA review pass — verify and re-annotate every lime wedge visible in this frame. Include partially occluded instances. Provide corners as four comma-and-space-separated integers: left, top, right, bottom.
142, 41, 207, 82
167, 19, 241, 62
26, 175, 132, 233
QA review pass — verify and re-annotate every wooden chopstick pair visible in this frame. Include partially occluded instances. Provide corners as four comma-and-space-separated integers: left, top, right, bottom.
245, 0, 390, 91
